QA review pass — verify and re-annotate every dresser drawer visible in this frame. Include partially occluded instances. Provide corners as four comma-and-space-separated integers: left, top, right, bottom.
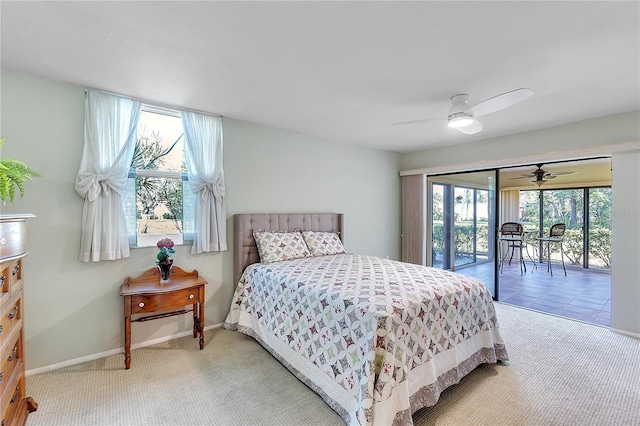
0, 329, 22, 397
0, 360, 24, 426
0, 220, 28, 261
131, 287, 200, 314
0, 295, 21, 347
0, 260, 22, 302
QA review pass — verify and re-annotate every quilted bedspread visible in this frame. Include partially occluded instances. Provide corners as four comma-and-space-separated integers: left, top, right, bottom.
224, 254, 508, 425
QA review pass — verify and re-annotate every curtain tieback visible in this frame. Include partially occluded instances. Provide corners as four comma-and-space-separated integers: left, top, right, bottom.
85, 174, 125, 201
197, 182, 225, 202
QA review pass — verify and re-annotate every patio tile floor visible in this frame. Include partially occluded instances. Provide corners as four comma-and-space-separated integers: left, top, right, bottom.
457, 260, 611, 327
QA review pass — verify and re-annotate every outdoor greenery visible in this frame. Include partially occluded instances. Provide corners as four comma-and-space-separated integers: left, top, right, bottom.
520, 188, 611, 268
131, 129, 185, 234
431, 186, 611, 270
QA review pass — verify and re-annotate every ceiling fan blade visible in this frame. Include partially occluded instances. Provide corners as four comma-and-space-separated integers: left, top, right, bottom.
466, 88, 534, 117
390, 117, 443, 126
550, 171, 577, 176
456, 119, 483, 135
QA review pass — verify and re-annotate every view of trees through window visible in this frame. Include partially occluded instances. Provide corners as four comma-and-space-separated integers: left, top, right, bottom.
124, 110, 191, 247
454, 187, 489, 267
431, 183, 491, 269
431, 180, 611, 272
520, 187, 611, 270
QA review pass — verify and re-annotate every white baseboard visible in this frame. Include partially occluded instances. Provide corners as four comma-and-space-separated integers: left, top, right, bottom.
609, 327, 640, 339
26, 323, 223, 377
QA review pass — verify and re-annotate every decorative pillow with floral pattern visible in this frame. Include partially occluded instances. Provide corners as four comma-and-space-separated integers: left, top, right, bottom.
301, 231, 345, 256
253, 229, 312, 264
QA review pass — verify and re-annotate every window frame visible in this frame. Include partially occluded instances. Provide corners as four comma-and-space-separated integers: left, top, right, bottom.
125, 105, 194, 249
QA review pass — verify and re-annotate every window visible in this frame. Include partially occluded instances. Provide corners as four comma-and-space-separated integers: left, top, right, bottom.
430, 176, 494, 270
122, 107, 196, 247
78, 88, 226, 261
519, 186, 611, 271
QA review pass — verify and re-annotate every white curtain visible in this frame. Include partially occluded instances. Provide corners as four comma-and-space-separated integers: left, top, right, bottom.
500, 189, 522, 259
500, 189, 521, 224
75, 90, 141, 262
182, 111, 227, 253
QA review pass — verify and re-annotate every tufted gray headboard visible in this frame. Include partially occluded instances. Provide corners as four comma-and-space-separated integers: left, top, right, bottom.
233, 213, 344, 284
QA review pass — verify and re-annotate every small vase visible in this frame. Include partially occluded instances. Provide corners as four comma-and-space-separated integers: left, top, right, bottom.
158, 261, 173, 284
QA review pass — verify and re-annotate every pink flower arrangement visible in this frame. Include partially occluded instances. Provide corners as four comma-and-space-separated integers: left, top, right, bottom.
156, 238, 175, 264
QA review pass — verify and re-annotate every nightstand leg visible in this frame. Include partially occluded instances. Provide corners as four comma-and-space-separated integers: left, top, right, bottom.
192, 302, 198, 338
124, 297, 132, 369
198, 297, 205, 350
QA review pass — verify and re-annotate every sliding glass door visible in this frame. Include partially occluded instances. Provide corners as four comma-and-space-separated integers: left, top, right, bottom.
428, 170, 498, 297
588, 187, 612, 271
520, 186, 611, 271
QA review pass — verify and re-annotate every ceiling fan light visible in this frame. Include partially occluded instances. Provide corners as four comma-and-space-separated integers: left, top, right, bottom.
447, 112, 474, 128
532, 179, 547, 187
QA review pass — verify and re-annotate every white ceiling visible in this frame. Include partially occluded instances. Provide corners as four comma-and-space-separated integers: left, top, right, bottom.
1, 1, 639, 153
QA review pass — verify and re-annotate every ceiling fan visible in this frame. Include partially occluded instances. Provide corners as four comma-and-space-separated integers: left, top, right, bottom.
391, 88, 534, 135
511, 163, 577, 186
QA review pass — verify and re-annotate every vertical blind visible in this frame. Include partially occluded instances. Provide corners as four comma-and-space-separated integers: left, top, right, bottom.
401, 174, 425, 265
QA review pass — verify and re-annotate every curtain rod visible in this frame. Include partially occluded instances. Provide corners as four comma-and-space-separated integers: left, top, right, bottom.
84, 87, 223, 119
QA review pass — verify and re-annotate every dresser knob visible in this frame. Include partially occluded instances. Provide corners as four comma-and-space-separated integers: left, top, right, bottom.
10, 386, 19, 403
138, 302, 145, 308
12, 264, 19, 276
0, 238, 5, 244
7, 346, 17, 362
189, 294, 194, 299
0, 371, 3, 385
7, 305, 18, 319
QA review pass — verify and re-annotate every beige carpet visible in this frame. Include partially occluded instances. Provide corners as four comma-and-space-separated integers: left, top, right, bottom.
26, 303, 640, 426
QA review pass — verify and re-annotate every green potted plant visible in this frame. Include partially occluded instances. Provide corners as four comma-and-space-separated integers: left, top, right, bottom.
0, 139, 40, 204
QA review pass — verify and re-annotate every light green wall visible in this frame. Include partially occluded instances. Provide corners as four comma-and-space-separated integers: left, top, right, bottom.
400, 114, 640, 336
0, 70, 401, 370
2, 67, 637, 372
611, 151, 640, 335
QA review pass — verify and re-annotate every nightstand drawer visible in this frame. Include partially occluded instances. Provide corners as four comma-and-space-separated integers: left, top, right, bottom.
131, 287, 200, 314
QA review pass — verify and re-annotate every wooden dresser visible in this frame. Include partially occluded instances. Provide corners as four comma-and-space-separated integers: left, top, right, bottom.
0, 214, 37, 425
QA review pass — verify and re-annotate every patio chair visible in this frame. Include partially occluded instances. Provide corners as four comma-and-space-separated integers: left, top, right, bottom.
537, 223, 567, 276
499, 222, 526, 274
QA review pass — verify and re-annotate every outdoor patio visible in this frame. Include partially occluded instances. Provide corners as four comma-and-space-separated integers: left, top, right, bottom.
457, 259, 611, 327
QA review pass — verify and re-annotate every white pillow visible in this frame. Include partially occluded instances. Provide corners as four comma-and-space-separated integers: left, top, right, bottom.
253, 230, 311, 264
301, 231, 345, 256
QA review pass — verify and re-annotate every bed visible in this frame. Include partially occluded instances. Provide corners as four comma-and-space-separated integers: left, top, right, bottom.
224, 213, 508, 425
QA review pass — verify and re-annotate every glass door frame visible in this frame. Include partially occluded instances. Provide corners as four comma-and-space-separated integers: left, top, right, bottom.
427, 169, 501, 300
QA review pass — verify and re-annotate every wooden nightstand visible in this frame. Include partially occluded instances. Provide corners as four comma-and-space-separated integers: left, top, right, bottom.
120, 266, 208, 369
